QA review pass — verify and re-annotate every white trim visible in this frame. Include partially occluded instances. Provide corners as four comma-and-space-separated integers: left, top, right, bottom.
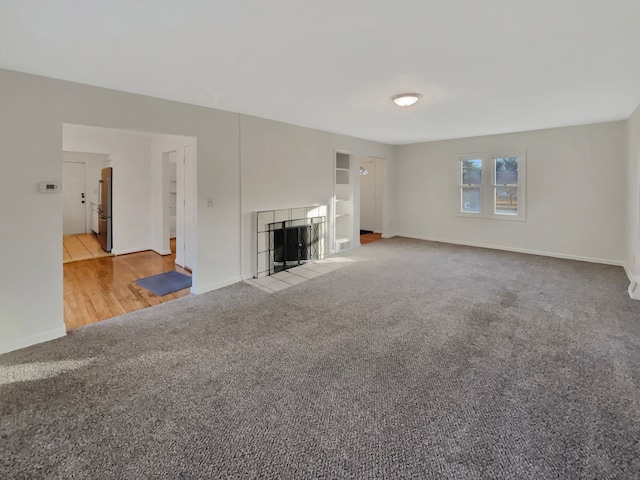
624, 263, 640, 300
488, 152, 526, 221
457, 150, 526, 221
393, 233, 626, 267
381, 233, 397, 239
628, 277, 640, 300
191, 275, 244, 295
0, 326, 67, 355
153, 249, 173, 256
623, 263, 635, 282
112, 246, 152, 255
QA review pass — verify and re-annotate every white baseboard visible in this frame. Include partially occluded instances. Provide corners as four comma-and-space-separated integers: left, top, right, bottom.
381, 233, 397, 239
628, 277, 640, 300
191, 275, 244, 295
112, 246, 152, 256
153, 249, 173, 256
392, 233, 625, 267
0, 326, 66, 355
623, 263, 635, 283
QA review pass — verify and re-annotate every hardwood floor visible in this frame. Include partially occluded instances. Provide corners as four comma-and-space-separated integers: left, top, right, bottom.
63, 239, 190, 331
63, 233, 113, 263
360, 232, 382, 245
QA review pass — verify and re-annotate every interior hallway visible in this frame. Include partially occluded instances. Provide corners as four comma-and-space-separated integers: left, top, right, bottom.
360, 232, 382, 245
63, 239, 191, 331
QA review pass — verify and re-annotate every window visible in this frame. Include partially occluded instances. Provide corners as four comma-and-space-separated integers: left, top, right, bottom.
458, 151, 526, 220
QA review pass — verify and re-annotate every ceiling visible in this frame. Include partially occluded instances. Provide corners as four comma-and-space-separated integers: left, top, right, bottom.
1, 0, 639, 145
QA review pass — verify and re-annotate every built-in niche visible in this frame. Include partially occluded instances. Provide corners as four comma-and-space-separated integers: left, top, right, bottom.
334, 151, 353, 252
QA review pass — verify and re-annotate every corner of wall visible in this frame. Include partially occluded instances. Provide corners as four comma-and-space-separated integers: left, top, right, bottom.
628, 275, 640, 300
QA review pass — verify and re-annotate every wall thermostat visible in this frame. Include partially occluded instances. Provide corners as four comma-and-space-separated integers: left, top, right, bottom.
39, 181, 61, 193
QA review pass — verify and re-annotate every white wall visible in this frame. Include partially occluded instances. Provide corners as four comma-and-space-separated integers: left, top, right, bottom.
63, 125, 155, 254
0, 68, 240, 353
392, 121, 628, 264
628, 104, 640, 280
63, 127, 196, 260
239, 115, 393, 278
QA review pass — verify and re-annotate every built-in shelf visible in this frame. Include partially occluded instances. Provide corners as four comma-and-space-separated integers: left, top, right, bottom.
334, 152, 354, 252
336, 170, 349, 185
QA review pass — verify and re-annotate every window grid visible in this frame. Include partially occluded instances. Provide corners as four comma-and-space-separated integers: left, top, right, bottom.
458, 152, 526, 221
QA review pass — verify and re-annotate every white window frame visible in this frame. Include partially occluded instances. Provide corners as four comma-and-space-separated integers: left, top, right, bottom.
457, 150, 526, 221
458, 154, 484, 218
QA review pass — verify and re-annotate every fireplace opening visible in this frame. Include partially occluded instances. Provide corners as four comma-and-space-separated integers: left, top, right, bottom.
267, 216, 325, 274
274, 226, 310, 267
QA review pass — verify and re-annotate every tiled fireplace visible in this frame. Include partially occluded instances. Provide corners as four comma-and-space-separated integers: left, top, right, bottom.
256, 206, 328, 278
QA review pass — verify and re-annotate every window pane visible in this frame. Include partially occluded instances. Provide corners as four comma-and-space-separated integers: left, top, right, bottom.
462, 159, 482, 185
462, 187, 481, 213
495, 157, 518, 184
495, 186, 518, 214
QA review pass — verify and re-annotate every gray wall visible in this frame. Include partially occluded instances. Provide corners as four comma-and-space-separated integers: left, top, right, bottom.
0, 68, 392, 353
0, 69, 241, 352
391, 122, 629, 264
239, 115, 394, 278
0, 66, 636, 354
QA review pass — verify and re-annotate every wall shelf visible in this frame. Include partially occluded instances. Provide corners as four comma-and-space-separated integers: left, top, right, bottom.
334, 152, 354, 252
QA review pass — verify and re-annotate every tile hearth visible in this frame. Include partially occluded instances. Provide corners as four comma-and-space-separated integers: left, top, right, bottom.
245, 255, 355, 293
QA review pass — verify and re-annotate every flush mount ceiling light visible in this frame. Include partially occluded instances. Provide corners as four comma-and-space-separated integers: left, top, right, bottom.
392, 93, 421, 107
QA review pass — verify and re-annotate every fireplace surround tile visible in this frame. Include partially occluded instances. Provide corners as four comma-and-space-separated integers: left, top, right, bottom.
257, 252, 268, 274
257, 211, 274, 232
274, 209, 291, 223
257, 232, 269, 253
291, 207, 306, 220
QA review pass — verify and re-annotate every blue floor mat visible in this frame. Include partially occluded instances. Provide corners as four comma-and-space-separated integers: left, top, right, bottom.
135, 271, 192, 296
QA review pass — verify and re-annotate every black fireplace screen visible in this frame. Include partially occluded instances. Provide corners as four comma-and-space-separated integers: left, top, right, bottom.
268, 216, 324, 274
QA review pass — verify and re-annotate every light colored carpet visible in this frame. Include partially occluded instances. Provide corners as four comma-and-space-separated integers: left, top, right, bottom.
2, 237, 640, 479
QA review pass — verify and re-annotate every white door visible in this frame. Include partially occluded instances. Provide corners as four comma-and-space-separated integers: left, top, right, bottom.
184, 144, 196, 271
360, 159, 376, 232
62, 162, 87, 235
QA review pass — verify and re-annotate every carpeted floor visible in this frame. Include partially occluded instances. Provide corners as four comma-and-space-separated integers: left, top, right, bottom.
2, 237, 640, 479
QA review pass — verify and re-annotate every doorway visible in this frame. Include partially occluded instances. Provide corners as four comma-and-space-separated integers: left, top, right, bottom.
359, 157, 385, 246
62, 152, 113, 262
62, 124, 197, 330
174, 144, 195, 271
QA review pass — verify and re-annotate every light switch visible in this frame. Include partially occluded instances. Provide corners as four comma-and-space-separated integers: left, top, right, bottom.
207, 197, 214, 207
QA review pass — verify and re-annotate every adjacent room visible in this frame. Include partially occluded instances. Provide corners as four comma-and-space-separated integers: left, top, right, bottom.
1, 1, 640, 478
